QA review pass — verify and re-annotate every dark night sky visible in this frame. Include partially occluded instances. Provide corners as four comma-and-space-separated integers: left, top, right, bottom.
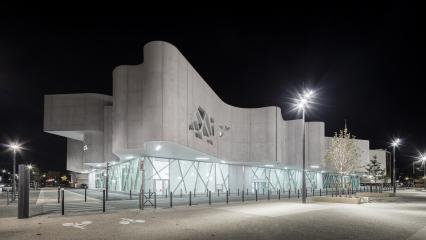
0, 6, 424, 177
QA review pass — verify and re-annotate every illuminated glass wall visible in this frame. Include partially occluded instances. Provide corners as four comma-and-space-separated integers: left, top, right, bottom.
92, 157, 327, 194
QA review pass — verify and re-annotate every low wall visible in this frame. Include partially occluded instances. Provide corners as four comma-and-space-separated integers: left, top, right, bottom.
312, 196, 362, 204
356, 192, 394, 197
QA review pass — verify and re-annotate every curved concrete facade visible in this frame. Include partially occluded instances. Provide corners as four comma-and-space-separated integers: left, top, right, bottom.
44, 41, 369, 179
111, 41, 326, 168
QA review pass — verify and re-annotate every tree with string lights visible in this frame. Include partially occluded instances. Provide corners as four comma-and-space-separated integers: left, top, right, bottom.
325, 125, 362, 192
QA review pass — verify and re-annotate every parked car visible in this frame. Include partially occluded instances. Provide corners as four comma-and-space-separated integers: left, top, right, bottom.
1, 183, 12, 192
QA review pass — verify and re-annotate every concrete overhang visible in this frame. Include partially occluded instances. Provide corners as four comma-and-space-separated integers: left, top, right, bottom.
114, 141, 304, 170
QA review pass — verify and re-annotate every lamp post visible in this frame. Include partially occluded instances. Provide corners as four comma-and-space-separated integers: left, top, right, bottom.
420, 155, 426, 190
8, 143, 21, 201
296, 89, 314, 204
391, 138, 400, 195
1, 169, 5, 183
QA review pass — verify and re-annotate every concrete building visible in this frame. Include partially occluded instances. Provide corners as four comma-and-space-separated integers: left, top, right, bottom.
44, 41, 370, 194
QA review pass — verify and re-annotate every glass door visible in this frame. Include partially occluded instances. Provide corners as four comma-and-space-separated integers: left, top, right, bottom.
154, 179, 169, 195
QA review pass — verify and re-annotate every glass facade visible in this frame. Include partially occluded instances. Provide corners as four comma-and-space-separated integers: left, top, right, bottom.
90, 157, 349, 194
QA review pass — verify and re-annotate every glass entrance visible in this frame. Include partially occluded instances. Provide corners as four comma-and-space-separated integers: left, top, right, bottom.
252, 181, 267, 193
154, 179, 169, 195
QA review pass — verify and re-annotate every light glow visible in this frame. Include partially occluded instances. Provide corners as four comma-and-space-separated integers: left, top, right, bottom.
155, 145, 162, 151
391, 138, 400, 147
196, 157, 209, 160
264, 164, 274, 167
310, 165, 320, 169
295, 89, 316, 111
125, 156, 134, 160
304, 90, 314, 99
8, 143, 21, 151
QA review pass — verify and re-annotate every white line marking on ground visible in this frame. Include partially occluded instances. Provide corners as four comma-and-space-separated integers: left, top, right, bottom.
119, 218, 145, 224
62, 221, 92, 229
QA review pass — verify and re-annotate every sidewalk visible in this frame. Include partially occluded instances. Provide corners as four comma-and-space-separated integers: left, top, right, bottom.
1, 190, 426, 240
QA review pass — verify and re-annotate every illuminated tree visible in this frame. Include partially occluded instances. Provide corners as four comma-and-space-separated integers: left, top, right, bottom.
325, 126, 362, 191
365, 155, 384, 183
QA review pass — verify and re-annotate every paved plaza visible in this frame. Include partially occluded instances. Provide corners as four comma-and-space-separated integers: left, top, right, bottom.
1, 189, 426, 239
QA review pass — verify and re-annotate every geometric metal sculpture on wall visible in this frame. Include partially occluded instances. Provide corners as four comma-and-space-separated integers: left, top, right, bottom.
189, 106, 215, 145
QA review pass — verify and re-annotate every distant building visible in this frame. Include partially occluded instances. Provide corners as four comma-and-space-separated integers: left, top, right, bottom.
44, 41, 371, 193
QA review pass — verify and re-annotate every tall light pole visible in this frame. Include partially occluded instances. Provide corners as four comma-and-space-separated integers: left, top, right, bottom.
8, 143, 21, 201
1, 169, 5, 183
391, 138, 400, 195
296, 89, 314, 204
419, 154, 426, 190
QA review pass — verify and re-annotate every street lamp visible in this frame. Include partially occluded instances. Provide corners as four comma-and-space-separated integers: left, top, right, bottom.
418, 154, 426, 190
296, 89, 315, 204
391, 138, 400, 195
8, 143, 21, 201
1, 169, 5, 183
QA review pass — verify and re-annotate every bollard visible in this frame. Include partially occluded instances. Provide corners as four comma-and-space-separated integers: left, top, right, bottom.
154, 192, 157, 208
268, 190, 270, 200
218, 189, 220, 197
58, 187, 60, 204
103, 189, 105, 212
7, 190, 9, 205
226, 191, 229, 204
263, 188, 265, 196
298, 189, 300, 198
170, 192, 173, 208
242, 190, 245, 202
130, 190, 132, 200
189, 191, 192, 206
278, 189, 281, 200
238, 188, 239, 196
246, 188, 248, 195
288, 189, 290, 199
320, 189, 322, 196
255, 190, 258, 201
165, 189, 167, 199
180, 189, 183, 198
85, 186, 87, 202
18, 164, 30, 219
313, 189, 315, 197
209, 191, 211, 205
61, 189, 65, 215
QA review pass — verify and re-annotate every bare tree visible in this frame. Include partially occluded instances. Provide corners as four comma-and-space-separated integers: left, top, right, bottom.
325, 126, 362, 192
